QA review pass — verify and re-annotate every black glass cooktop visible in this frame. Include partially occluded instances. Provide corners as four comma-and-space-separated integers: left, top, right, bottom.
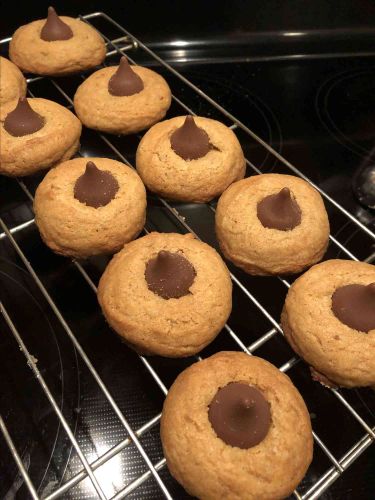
0, 25, 374, 500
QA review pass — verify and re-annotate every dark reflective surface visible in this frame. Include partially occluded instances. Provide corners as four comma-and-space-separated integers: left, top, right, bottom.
0, 11, 374, 500
3, 0, 375, 44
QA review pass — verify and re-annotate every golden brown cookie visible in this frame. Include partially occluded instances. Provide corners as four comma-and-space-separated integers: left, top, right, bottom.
0, 97, 81, 177
0, 56, 27, 106
34, 157, 146, 259
136, 115, 246, 203
74, 57, 172, 135
161, 351, 313, 500
98, 232, 232, 357
216, 173, 330, 275
281, 259, 375, 388
9, 7, 106, 75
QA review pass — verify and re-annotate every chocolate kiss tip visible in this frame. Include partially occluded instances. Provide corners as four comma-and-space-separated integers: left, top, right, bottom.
17, 96, 27, 106
184, 115, 196, 126
85, 161, 98, 172
117, 56, 132, 71
158, 250, 169, 259
18, 97, 32, 109
10, 96, 27, 111
183, 115, 203, 132
280, 187, 291, 197
46, 6, 60, 19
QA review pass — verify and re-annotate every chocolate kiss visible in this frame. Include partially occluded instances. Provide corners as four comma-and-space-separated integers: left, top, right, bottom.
257, 187, 302, 231
145, 250, 196, 299
170, 116, 211, 160
4, 97, 44, 137
108, 57, 144, 96
208, 382, 271, 449
332, 282, 375, 332
40, 6, 73, 41
74, 161, 119, 208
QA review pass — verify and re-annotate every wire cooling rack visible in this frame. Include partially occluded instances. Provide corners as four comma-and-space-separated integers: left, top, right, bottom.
0, 11, 374, 500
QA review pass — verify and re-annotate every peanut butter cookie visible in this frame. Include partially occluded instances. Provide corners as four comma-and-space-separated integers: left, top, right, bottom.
216, 173, 329, 275
136, 115, 246, 203
0, 97, 81, 176
0, 56, 27, 106
281, 259, 375, 388
161, 351, 313, 499
34, 157, 146, 258
9, 7, 106, 75
74, 57, 171, 135
98, 232, 232, 357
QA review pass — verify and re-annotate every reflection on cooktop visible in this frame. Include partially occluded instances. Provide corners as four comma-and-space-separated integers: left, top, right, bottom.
316, 68, 375, 209
0, 255, 80, 498
316, 67, 375, 209
316, 67, 375, 157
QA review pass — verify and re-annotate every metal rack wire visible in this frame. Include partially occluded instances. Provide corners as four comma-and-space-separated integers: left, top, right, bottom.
0, 11, 374, 500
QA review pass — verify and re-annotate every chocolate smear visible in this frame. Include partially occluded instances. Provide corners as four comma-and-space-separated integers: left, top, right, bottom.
4, 97, 44, 137
208, 382, 271, 449
170, 116, 211, 160
108, 57, 144, 97
332, 283, 375, 332
257, 187, 302, 231
145, 250, 196, 299
74, 161, 119, 208
40, 7, 73, 41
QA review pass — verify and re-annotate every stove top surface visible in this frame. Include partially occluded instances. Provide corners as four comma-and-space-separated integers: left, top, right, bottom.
0, 14, 374, 500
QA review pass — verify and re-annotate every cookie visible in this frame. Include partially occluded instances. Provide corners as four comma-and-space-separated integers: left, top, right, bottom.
161, 351, 313, 500
136, 115, 246, 203
34, 157, 146, 259
216, 173, 330, 275
74, 56, 172, 135
0, 56, 27, 106
9, 7, 106, 76
98, 232, 232, 357
0, 97, 81, 177
281, 259, 375, 388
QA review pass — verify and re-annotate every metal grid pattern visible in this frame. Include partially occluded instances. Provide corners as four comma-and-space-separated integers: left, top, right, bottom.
0, 11, 374, 500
